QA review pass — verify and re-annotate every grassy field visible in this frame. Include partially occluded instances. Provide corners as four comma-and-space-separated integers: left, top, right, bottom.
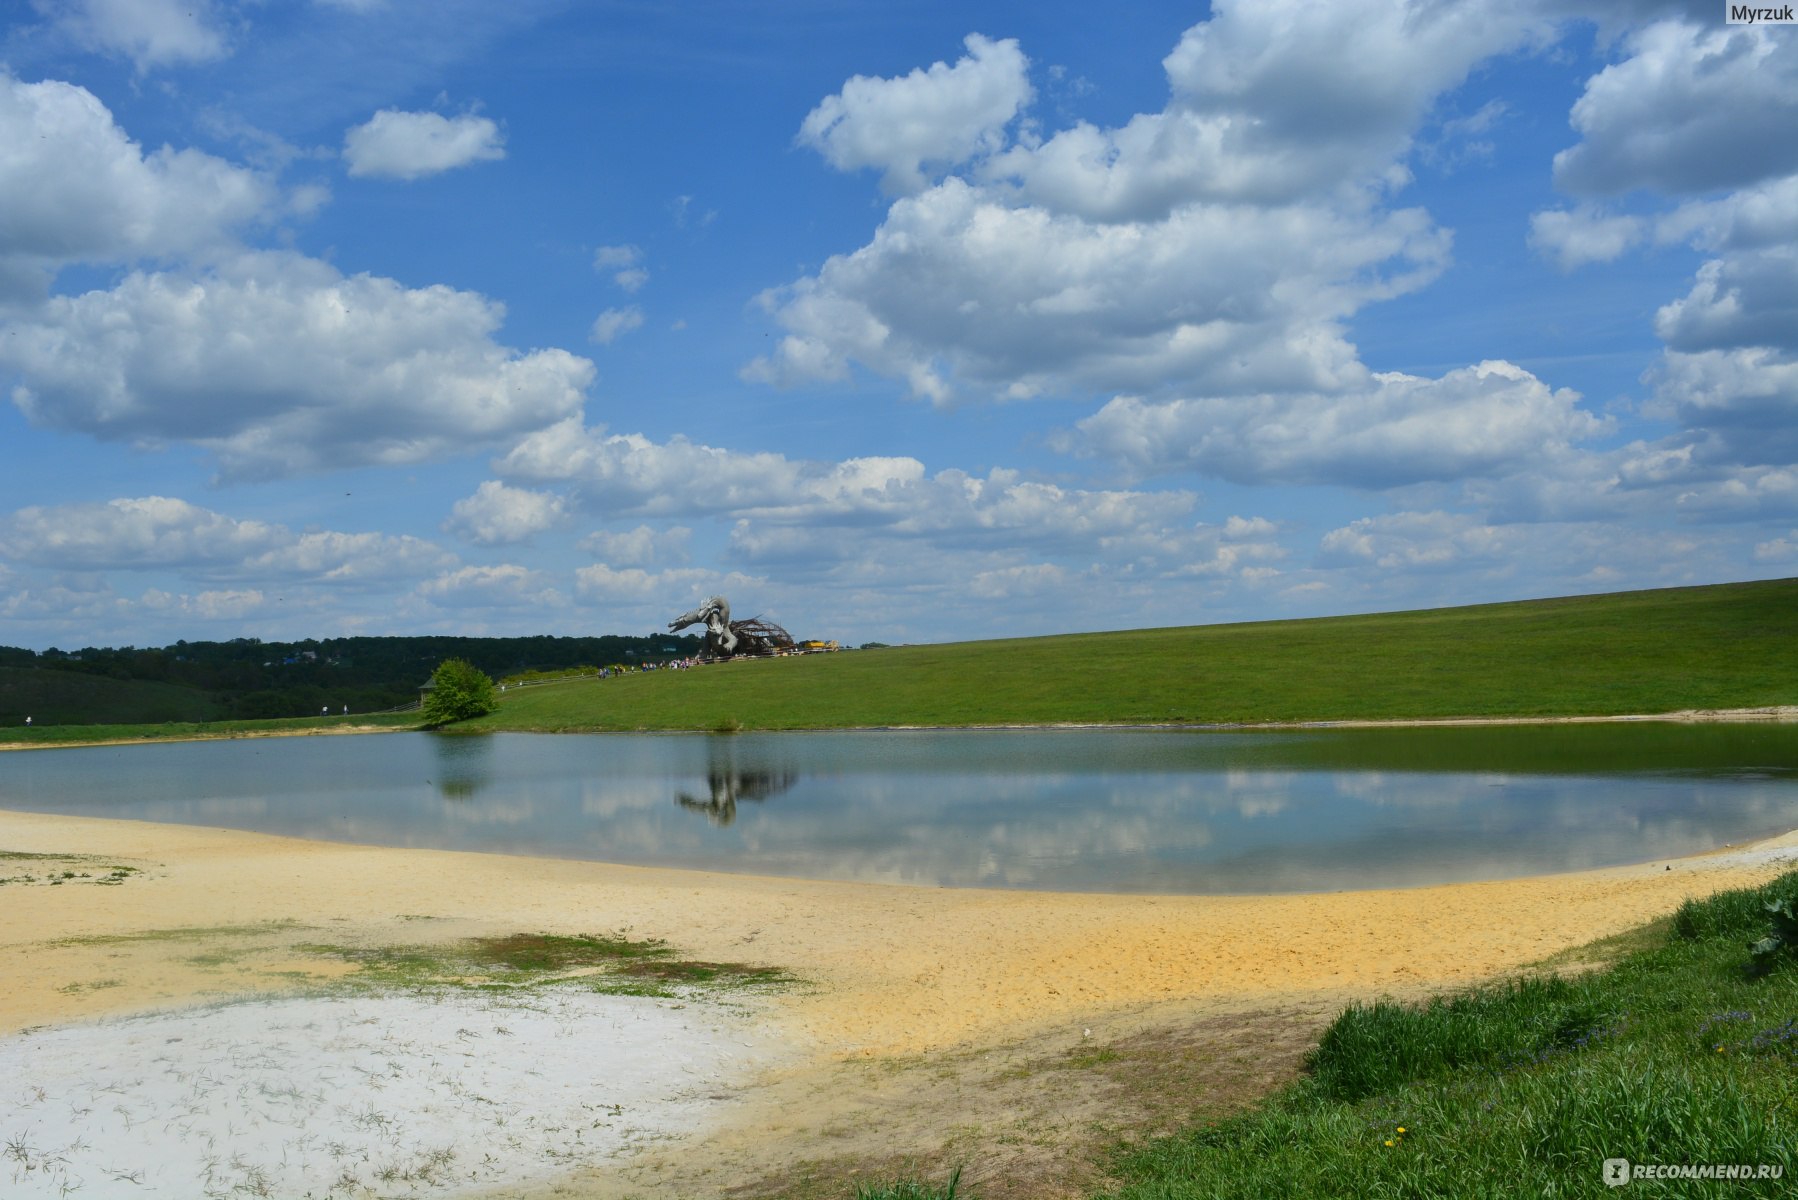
5, 578, 1792, 746
470, 578, 1798, 733
865, 872, 1798, 1200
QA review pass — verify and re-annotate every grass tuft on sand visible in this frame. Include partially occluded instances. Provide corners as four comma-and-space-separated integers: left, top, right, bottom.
298, 930, 798, 1000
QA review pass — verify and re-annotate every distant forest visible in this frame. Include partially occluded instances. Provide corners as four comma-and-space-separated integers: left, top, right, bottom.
0, 633, 702, 726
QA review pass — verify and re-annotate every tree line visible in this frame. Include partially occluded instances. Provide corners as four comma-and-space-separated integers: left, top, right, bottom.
0, 633, 703, 724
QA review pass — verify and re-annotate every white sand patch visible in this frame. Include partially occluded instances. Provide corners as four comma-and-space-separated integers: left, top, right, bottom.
1, 989, 771, 1198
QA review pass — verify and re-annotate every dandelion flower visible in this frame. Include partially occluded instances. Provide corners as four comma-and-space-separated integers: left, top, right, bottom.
1385, 1139, 1395, 1147
1397, 1127, 1407, 1133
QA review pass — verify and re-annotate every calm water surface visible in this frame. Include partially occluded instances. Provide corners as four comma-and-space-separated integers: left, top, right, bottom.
2, 725, 1796, 893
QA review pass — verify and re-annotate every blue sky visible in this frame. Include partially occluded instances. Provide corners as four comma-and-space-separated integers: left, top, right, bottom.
0, 0, 1793, 651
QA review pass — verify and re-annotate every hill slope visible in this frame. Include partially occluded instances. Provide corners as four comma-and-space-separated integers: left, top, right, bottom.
473, 578, 1798, 732
0, 666, 223, 727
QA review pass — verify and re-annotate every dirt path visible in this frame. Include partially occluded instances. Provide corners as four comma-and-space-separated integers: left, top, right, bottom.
3, 809, 1795, 1197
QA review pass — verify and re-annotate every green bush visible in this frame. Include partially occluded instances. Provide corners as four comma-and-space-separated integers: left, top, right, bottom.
422, 658, 497, 726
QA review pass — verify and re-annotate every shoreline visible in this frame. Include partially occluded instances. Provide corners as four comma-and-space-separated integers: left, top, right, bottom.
0, 721, 410, 751
2, 703, 1793, 753
4, 809, 1797, 1196
851, 704, 1798, 732
5, 807, 1796, 1045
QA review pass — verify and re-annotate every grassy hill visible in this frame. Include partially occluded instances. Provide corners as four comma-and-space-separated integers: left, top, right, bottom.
470, 578, 1798, 732
0, 665, 224, 727
3, 578, 1789, 744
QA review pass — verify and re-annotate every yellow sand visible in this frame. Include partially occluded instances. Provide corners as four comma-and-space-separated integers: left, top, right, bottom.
5, 808, 1795, 1058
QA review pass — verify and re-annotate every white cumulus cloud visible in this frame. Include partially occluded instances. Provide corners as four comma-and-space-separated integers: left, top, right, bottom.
592, 244, 641, 269
1553, 20, 1798, 197
498, 418, 816, 516
746, 177, 1448, 404
578, 525, 691, 567
34, 0, 232, 72
1, 250, 594, 479
444, 481, 569, 546
0, 496, 279, 568
1537, 15, 1798, 483
1655, 176, 1798, 253
1318, 511, 1513, 572
590, 306, 644, 344
238, 530, 454, 584
0, 73, 273, 292
798, 33, 1032, 195
969, 562, 1069, 600
1648, 347, 1798, 467
490, 417, 1240, 595
1654, 249, 1798, 355
418, 564, 562, 609
1073, 361, 1606, 489
1529, 208, 1647, 269
0, 496, 455, 584
140, 587, 266, 620
1756, 531, 1798, 561
343, 110, 506, 180
750, 3, 1562, 414
992, 0, 1551, 217
497, 418, 1198, 556
574, 564, 746, 605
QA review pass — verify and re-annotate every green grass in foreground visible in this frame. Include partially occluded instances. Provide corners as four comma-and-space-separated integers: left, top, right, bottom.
473, 578, 1798, 731
862, 873, 1798, 1200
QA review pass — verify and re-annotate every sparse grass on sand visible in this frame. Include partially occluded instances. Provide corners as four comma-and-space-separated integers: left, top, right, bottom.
0, 711, 417, 748
298, 930, 799, 1000
0, 850, 139, 887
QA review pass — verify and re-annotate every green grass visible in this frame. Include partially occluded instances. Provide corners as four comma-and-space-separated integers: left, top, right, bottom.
1088, 870, 1798, 1200
7, 580, 1793, 743
466, 578, 1798, 732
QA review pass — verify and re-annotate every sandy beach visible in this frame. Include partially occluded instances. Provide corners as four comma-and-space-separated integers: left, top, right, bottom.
4, 808, 1797, 1197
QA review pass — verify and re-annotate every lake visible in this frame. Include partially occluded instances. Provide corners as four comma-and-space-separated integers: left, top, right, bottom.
2, 724, 1796, 893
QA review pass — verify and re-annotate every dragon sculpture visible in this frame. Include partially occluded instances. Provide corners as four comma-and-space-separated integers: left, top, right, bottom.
668, 595, 794, 660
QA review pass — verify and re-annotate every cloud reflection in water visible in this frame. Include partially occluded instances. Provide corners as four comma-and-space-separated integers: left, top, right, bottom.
0, 728, 1794, 893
